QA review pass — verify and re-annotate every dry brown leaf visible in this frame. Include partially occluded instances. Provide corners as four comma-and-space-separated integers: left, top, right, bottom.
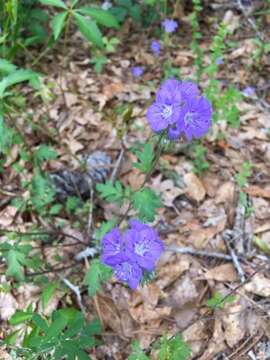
94, 294, 123, 336
0, 292, 17, 321
215, 182, 235, 205
129, 303, 171, 324
199, 318, 226, 360
183, 173, 206, 202
222, 296, 248, 347
244, 273, 270, 297
253, 197, 270, 220
204, 263, 238, 282
0, 206, 17, 227
168, 273, 199, 309
151, 175, 184, 207
245, 185, 270, 199
156, 258, 190, 289
182, 320, 209, 357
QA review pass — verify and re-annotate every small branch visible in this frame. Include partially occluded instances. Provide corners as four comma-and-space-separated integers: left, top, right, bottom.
166, 245, 232, 261
110, 139, 126, 184
75, 247, 99, 262
237, 0, 265, 42
86, 177, 94, 239
61, 277, 86, 316
223, 230, 246, 283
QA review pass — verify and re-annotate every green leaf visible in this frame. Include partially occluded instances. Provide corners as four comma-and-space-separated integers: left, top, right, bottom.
155, 334, 191, 360
129, 340, 150, 360
133, 143, 154, 173
9, 310, 33, 325
31, 171, 55, 213
94, 219, 117, 242
51, 11, 67, 40
0, 59, 17, 74
6, 249, 26, 281
34, 144, 58, 165
207, 292, 236, 310
39, 0, 67, 9
0, 69, 40, 98
44, 311, 68, 341
131, 188, 161, 222
84, 259, 112, 296
170, 335, 192, 360
74, 13, 104, 48
78, 7, 119, 28
96, 180, 125, 204
41, 282, 58, 309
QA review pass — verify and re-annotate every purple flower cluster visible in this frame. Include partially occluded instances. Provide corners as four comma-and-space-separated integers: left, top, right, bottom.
146, 78, 212, 141
162, 19, 178, 33
102, 220, 164, 289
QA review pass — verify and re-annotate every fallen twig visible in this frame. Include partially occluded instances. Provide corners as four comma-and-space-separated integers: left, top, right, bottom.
166, 245, 232, 261
61, 276, 86, 316
223, 230, 246, 283
75, 246, 99, 262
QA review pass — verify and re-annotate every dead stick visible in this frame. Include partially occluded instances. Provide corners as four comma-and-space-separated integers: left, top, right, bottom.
166, 245, 232, 261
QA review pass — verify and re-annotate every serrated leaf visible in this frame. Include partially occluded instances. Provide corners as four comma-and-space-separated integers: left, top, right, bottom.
129, 340, 150, 360
133, 143, 154, 173
78, 7, 119, 28
170, 335, 192, 360
84, 259, 112, 296
74, 12, 104, 48
41, 282, 58, 309
51, 11, 67, 40
6, 249, 26, 281
34, 144, 58, 165
39, 0, 67, 9
207, 292, 236, 310
131, 188, 161, 222
96, 180, 125, 204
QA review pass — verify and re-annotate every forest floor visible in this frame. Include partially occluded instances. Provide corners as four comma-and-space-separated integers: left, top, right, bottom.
1, 2, 270, 359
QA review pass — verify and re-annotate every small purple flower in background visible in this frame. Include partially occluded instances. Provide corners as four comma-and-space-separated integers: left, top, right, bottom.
131, 66, 144, 78
151, 40, 161, 56
146, 78, 212, 141
215, 58, 224, 65
162, 19, 178, 33
101, 220, 164, 289
242, 86, 256, 97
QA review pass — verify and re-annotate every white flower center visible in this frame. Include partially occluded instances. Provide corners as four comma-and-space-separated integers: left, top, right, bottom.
134, 241, 148, 256
162, 105, 173, 119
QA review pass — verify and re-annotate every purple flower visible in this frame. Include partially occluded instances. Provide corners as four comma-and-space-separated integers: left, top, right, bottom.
114, 260, 142, 289
162, 19, 178, 33
146, 78, 212, 141
102, 228, 126, 266
242, 86, 255, 97
179, 94, 212, 141
146, 79, 183, 132
215, 58, 224, 65
132, 66, 144, 78
151, 40, 161, 56
125, 221, 164, 271
101, 220, 164, 289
